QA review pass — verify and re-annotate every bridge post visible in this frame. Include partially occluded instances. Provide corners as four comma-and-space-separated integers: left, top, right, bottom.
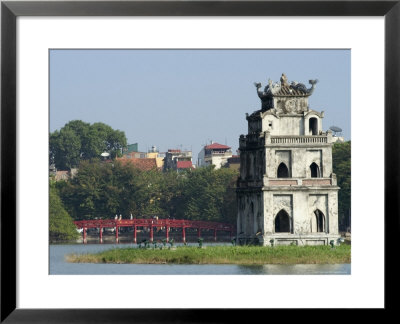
83, 228, 87, 244
150, 225, 154, 242
133, 226, 137, 243
198, 228, 201, 239
116, 226, 119, 243
182, 227, 186, 243
99, 227, 103, 244
166, 226, 169, 242
214, 228, 217, 242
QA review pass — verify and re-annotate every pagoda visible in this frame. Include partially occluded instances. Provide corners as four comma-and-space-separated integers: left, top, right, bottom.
236, 74, 341, 246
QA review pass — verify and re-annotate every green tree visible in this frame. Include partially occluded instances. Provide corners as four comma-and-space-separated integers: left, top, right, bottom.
332, 141, 351, 229
50, 128, 81, 170
112, 161, 163, 218
159, 170, 185, 219
59, 160, 120, 220
57, 160, 238, 224
58, 160, 161, 220
50, 120, 127, 170
177, 166, 238, 223
49, 183, 79, 242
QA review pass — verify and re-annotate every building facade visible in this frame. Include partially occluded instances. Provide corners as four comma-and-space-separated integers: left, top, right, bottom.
123, 145, 165, 169
197, 142, 232, 169
225, 155, 240, 171
237, 73, 341, 246
163, 149, 193, 172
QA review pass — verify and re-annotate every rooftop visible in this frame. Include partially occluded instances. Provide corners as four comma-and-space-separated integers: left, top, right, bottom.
205, 143, 231, 150
176, 161, 193, 169
116, 157, 158, 171
273, 85, 309, 96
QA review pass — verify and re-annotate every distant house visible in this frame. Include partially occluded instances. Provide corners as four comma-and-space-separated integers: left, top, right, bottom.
125, 143, 139, 153
163, 149, 193, 172
55, 170, 69, 181
122, 144, 165, 169
225, 155, 240, 170
197, 142, 232, 169
124, 151, 147, 159
115, 157, 158, 171
176, 160, 194, 172
146, 148, 165, 169
331, 136, 345, 143
52, 168, 78, 181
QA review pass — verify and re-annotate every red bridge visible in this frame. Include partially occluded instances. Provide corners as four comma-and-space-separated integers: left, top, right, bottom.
74, 219, 235, 244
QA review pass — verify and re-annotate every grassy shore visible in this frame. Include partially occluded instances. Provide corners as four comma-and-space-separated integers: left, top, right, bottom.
66, 245, 351, 265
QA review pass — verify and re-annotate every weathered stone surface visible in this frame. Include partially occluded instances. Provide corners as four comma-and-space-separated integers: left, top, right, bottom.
237, 74, 340, 246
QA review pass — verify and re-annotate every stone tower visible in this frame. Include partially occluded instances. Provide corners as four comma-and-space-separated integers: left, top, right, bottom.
236, 73, 341, 246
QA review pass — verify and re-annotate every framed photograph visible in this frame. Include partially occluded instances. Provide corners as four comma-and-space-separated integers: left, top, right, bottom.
1, 0, 398, 321
48, 48, 351, 273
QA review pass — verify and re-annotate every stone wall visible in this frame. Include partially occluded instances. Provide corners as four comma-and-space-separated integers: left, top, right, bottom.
237, 191, 264, 238
237, 76, 340, 246
265, 146, 332, 179
260, 189, 339, 243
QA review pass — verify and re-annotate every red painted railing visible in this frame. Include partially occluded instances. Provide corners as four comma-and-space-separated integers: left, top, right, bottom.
74, 219, 235, 244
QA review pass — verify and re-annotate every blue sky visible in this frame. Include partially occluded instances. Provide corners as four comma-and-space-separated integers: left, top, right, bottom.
50, 49, 350, 160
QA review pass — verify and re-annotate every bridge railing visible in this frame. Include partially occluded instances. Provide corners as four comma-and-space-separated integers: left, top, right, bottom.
74, 218, 235, 244
74, 219, 233, 229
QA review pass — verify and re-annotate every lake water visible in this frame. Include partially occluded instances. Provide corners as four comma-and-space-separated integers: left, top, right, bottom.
50, 243, 351, 275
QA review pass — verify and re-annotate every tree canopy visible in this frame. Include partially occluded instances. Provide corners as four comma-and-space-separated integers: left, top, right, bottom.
50, 120, 127, 170
332, 141, 351, 229
49, 182, 80, 242
56, 162, 239, 225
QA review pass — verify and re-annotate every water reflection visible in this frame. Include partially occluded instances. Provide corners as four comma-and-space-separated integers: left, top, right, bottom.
237, 264, 351, 275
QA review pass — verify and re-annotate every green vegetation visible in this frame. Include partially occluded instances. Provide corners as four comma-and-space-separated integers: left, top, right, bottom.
50, 120, 127, 170
56, 162, 238, 224
50, 120, 350, 232
332, 141, 351, 228
66, 245, 351, 265
49, 182, 79, 242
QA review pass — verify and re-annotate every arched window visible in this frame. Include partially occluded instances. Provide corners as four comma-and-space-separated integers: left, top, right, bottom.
309, 117, 318, 135
277, 162, 289, 178
310, 162, 320, 178
311, 209, 325, 233
275, 209, 291, 233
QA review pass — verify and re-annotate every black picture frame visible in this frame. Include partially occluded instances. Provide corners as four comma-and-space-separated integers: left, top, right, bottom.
1, 0, 398, 322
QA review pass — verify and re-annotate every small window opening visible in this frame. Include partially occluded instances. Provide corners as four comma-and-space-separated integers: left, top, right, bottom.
277, 162, 289, 178
268, 121, 273, 128
275, 210, 291, 233
309, 117, 318, 135
310, 162, 320, 178
312, 209, 325, 232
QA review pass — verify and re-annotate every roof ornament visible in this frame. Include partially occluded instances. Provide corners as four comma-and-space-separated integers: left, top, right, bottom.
254, 78, 281, 110
254, 82, 270, 110
280, 73, 289, 87
290, 80, 307, 92
307, 79, 319, 94
254, 74, 318, 110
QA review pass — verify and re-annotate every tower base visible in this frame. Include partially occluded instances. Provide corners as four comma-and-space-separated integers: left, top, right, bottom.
238, 233, 342, 246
